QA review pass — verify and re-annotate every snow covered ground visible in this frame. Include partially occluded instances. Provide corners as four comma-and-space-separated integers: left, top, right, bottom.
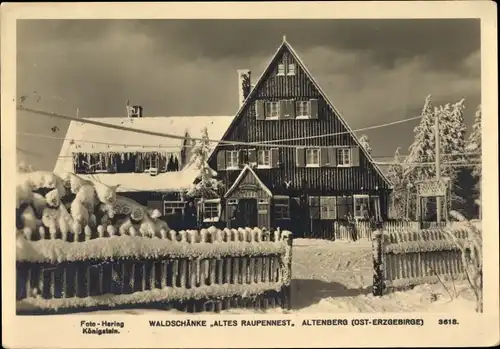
84, 238, 477, 315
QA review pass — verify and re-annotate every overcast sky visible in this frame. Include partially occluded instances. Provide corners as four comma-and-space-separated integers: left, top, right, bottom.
17, 19, 481, 171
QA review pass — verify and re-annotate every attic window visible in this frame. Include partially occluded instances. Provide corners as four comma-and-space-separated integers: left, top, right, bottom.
277, 64, 285, 76
287, 64, 296, 76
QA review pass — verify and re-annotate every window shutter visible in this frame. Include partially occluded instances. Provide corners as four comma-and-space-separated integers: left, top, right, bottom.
225, 151, 233, 169
217, 150, 226, 170
255, 100, 265, 120
328, 147, 337, 167
309, 99, 319, 119
330, 196, 337, 219
238, 150, 246, 166
351, 146, 360, 166
279, 100, 287, 119
159, 153, 167, 172
285, 99, 295, 119
248, 148, 257, 163
271, 148, 279, 168
309, 196, 320, 219
319, 147, 328, 167
296, 147, 306, 167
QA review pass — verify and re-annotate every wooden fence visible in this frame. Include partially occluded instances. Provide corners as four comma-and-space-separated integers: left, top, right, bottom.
16, 227, 293, 315
372, 226, 470, 293
333, 220, 447, 241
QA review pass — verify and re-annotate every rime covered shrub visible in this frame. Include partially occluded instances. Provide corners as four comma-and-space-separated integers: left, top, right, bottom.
16, 170, 170, 239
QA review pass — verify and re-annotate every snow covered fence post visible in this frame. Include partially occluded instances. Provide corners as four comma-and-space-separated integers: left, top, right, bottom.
280, 230, 293, 310
372, 222, 385, 297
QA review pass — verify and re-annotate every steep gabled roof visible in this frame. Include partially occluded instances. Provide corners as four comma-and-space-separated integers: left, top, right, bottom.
211, 37, 393, 189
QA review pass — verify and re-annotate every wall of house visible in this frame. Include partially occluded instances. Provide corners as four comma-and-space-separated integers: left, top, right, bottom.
208, 47, 390, 197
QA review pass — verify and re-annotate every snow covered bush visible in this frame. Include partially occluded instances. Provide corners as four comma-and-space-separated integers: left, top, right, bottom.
186, 127, 224, 199
358, 134, 372, 155
16, 171, 169, 240
442, 211, 482, 313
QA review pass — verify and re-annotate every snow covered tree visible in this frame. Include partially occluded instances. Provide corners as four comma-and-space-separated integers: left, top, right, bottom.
386, 148, 410, 219
186, 127, 224, 200
358, 134, 372, 155
467, 105, 481, 178
405, 95, 436, 181
17, 161, 35, 173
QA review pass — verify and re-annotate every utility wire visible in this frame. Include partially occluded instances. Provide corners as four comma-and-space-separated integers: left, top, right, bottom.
18, 105, 425, 150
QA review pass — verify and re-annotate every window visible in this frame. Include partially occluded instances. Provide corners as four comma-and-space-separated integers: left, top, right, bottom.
287, 63, 296, 76
258, 199, 269, 214
320, 196, 337, 220
227, 150, 239, 169
202, 199, 221, 222
257, 149, 271, 167
274, 197, 290, 219
306, 148, 320, 167
337, 148, 351, 167
277, 64, 285, 76
163, 201, 185, 216
353, 195, 370, 219
265, 101, 280, 119
296, 101, 310, 118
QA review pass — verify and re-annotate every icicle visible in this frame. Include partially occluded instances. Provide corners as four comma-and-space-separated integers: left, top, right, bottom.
121, 153, 125, 162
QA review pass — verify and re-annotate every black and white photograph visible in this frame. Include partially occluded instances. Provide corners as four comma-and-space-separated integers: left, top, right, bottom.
2, 2, 498, 348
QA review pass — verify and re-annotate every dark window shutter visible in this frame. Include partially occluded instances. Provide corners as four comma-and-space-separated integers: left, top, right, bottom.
296, 147, 306, 167
286, 99, 296, 119
271, 148, 279, 168
248, 148, 257, 163
279, 100, 287, 119
309, 99, 319, 119
328, 147, 338, 167
351, 146, 360, 166
256, 100, 265, 120
135, 152, 144, 172
319, 147, 328, 167
217, 150, 226, 170
159, 153, 167, 172
238, 150, 245, 167
309, 196, 320, 219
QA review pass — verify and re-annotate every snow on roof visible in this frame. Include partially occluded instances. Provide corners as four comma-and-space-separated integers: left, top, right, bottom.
224, 165, 273, 198
54, 116, 234, 188
74, 171, 200, 193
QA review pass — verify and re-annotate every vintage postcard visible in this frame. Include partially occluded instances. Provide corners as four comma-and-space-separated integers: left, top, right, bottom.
1, 1, 498, 348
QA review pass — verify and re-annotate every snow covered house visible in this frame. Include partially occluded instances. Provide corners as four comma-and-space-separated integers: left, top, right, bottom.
54, 110, 233, 229
204, 37, 393, 237
54, 37, 392, 237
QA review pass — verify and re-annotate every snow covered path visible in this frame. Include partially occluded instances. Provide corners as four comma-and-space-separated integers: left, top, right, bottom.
85, 238, 476, 315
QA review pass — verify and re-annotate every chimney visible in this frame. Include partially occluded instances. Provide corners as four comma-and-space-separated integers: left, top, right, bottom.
237, 69, 251, 108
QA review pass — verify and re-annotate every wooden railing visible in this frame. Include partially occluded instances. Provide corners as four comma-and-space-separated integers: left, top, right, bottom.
372, 226, 470, 294
16, 227, 293, 315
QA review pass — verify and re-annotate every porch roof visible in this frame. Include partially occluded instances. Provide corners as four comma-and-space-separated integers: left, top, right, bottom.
224, 165, 273, 198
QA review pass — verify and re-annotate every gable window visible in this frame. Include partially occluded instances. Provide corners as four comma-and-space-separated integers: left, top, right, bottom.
296, 101, 310, 118
277, 64, 285, 76
353, 195, 370, 219
320, 196, 337, 220
337, 148, 351, 167
202, 199, 221, 222
273, 196, 290, 219
265, 101, 280, 119
257, 149, 271, 167
287, 63, 296, 76
306, 148, 320, 167
227, 150, 239, 169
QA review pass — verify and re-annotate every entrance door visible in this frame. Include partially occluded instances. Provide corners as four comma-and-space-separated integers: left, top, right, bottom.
238, 198, 258, 227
